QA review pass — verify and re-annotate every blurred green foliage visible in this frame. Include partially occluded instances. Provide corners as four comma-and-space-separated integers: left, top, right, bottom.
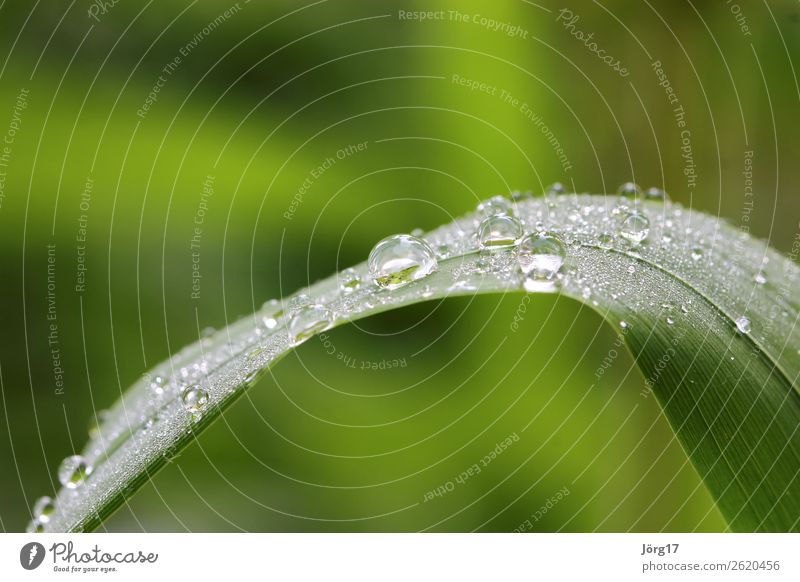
1, 0, 798, 531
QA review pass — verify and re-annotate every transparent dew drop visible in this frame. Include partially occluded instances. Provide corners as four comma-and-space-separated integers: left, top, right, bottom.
754, 272, 767, 285
645, 187, 668, 201
182, 385, 209, 414
617, 182, 641, 198
618, 211, 650, 245
545, 182, 566, 196
597, 232, 614, 248
477, 195, 512, 218
735, 316, 752, 334
261, 299, 283, 330
33, 496, 55, 523
620, 321, 630, 330
150, 375, 167, 395
436, 244, 451, 259
666, 316, 675, 325
338, 268, 361, 294
288, 304, 333, 346
478, 215, 523, 249
58, 455, 91, 489
518, 232, 566, 292
690, 246, 704, 261
26, 519, 44, 533
368, 234, 438, 290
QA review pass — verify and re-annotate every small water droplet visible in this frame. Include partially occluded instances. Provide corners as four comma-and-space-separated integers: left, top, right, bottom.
754, 272, 767, 285
26, 519, 44, 533
58, 455, 91, 489
368, 234, 438, 290
261, 299, 283, 330
735, 316, 751, 334
619, 212, 650, 245
518, 232, 566, 292
150, 375, 167, 395
617, 182, 641, 198
620, 321, 630, 330
338, 268, 361, 294
478, 215, 523, 249
627, 265, 636, 274
33, 496, 55, 523
665, 316, 675, 325
545, 182, 566, 197
288, 304, 333, 345
680, 303, 691, 313
477, 195, 512, 218
690, 247, 704, 261
597, 232, 614, 248
182, 386, 209, 414
645, 187, 668, 200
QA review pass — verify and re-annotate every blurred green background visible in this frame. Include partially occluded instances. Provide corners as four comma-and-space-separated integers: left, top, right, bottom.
1, 0, 798, 532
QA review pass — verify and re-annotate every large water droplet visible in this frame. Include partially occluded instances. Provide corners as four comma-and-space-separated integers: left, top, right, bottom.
182, 386, 209, 413
478, 215, 523, 249
58, 455, 91, 489
338, 268, 361, 294
477, 195, 512, 218
619, 212, 650, 245
735, 316, 751, 334
518, 232, 566, 292
368, 234, 438, 290
288, 304, 333, 345
33, 496, 55, 523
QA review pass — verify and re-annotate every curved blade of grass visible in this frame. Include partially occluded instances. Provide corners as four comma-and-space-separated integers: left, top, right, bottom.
38, 194, 799, 533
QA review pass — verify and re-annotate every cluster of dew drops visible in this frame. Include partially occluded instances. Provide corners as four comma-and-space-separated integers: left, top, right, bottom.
28, 181, 760, 533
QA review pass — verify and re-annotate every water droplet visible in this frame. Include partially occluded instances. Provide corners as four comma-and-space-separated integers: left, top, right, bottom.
545, 182, 566, 196
518, 232, 566, 292
368, 234, 438, 290
261, 299, 283, 330
665, 316, 675, 325
182, 386, 209, 413
58, 455, 91, 489
645, 187, 668, 200
680, 303, 691, 313
620, 321, 630, 330
754, 272, 767, 285
338, 268, 361, 294
410, 227, 424, 237
150, 375, 167, 395
26, 519, 44, 533
619, 212, 650, 245
627, 265, 636, 274
735, 316, 751, 334
477, 195, 512, 218
597, 232, 614, 248
478, 215, 523, 249
288, 304, 333, 345
617, 182, 641, 198
690, 247, 704, 261
33, 496, 55, 523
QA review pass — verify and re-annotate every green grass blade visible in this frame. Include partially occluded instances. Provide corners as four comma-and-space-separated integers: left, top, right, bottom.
38, 194, 800, 532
